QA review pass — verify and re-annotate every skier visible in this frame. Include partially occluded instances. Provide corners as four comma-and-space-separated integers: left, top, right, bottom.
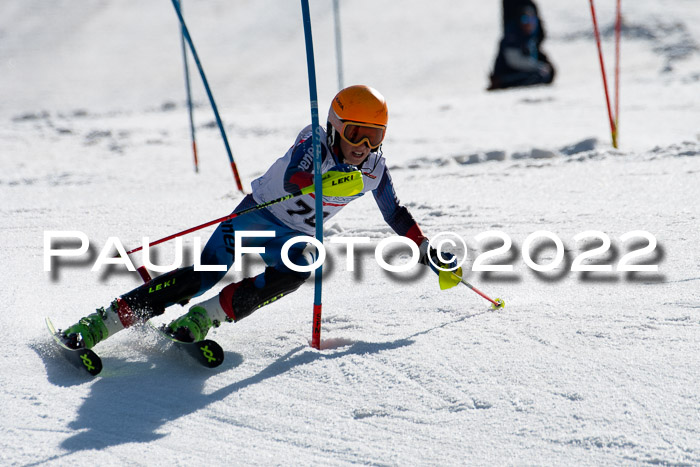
488, 2, 555, 90
60, 85, 454, 349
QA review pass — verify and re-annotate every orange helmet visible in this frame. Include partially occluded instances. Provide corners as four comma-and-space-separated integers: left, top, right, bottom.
327, 85, 388, 151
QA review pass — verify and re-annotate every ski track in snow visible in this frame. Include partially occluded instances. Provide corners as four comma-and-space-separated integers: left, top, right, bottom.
2, 0, 700, 465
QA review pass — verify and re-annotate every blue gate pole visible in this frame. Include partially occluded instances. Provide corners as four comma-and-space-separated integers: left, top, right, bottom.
170, 0, 245, 191
300, 0, 324, 349
332, 0, 344, 90
175, 0, 199, 173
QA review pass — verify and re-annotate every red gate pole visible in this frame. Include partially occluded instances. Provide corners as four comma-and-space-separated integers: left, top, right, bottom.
589, 0, 618, 148
614, 0, 622, 144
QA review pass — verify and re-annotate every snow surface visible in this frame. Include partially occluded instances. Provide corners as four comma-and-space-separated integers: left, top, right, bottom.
2, 0, 700, 465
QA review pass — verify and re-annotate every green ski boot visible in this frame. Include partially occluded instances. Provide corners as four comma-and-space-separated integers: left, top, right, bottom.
166, 294, 232, 342
62, 302, 125, 349
62, 313, 107, 349
166, 306, 214, 343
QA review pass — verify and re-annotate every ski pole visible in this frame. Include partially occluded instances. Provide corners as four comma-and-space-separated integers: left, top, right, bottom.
123, 169, 363, 256
437, 268, 505, 309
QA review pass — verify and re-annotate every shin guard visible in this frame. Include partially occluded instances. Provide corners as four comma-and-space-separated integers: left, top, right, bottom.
219, 267, 307, 322
116, 266, 203, 327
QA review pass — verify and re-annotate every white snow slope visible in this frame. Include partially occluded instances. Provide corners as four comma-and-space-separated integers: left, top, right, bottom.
2, 0, 699, 465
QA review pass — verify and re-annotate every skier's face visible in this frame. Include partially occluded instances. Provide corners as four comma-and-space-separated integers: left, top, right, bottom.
520, 10, 537, 35
339, 138, 371, 166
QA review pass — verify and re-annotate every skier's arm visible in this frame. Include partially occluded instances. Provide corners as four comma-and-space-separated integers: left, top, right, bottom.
283, 135, 354, 193
282, 137, 318, 192
373, 168, 458, 272
372, 169, 426, 246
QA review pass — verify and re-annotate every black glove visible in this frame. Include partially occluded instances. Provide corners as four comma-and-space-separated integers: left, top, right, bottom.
419, 239, 458, 273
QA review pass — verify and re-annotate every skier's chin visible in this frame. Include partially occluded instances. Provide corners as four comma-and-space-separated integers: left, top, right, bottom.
343, 153, 369, 166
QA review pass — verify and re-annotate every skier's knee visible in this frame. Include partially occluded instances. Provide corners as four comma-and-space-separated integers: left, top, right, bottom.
275, 249, 313, 281
264, 267, 309, 289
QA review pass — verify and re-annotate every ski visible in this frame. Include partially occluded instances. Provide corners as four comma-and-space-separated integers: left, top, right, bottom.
149, 322, 224, 368
45, 317, 103, 376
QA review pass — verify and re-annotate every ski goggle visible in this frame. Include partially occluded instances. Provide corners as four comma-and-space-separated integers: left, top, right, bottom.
338, 121, 386, 149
